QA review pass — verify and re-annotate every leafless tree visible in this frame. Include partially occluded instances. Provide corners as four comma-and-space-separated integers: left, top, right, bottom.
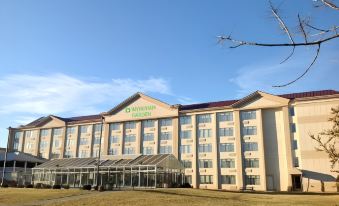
217, 0, 339, 87
310, 106, 339, 173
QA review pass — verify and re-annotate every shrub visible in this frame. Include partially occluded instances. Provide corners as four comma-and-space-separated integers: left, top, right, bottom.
180, 183, 192, 188
17, 184, 24, 188
43, 184, 52, 189
25, 184, 33, 188
1, 184, 8, 188
98, 185, 105, 192
93, 185, 98, 191
34, 183, 43, 189
82, 185, 91, 190
52, 185, 61, 189
62, 184, 70, 189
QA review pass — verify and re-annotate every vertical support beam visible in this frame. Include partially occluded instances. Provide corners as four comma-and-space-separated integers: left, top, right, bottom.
138, 166, 141, 187
102, 123, 110, 156
212, 112, 219, 189
35, 129, 41, 157
257, 109, 267, 191
172, 117, 179, 158
154, 167, 157, 188
282, 106, 294, 191
60, 126, 67, 159
136, 121, 142, 155
234, 110, 244, 189
192, 114, 198, 188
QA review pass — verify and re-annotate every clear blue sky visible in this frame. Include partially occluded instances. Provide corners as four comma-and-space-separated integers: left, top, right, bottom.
0, 0, 338, 146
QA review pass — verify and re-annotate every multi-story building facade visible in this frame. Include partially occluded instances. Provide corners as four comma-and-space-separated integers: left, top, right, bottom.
6, 90, 339, 192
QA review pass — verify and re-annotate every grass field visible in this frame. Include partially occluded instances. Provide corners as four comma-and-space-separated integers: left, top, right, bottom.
0, 188, 338, 206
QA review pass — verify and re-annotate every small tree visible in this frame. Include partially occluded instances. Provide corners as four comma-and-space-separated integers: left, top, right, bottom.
310, 106, 339, 173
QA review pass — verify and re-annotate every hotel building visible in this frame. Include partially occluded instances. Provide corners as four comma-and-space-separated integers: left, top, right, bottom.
6, 90, 339, 192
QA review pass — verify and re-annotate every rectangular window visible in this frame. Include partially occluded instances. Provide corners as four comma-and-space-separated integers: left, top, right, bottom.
40, 141, 48, 149
143, 120, 155, 128
25, 130, 32, 138
291, 123, 296, 133
94, 124, 102, 133
108, 148, 119, 155
160, 118, 172, 127
245, 158, 259, 168
197, 114, 212, 123
180, 116, 192, 125
293, 139, 298, 150
26, 142, 34, 149
220, 143, 234, 152
160, 132, 172, 140
143, 133, 154, 141
245, 175, 260, 185
110, 136, 120, 144
199, 159, 213, 168
93, 137, 101, 145
124, 134, 136, 142
53, 128, 63, 136
218, 112, 233, 122
159, 146, 172, 154
220, 159, 235, 168
123, 147, 135, 155
93, 150, 100, 158
13, 142, 19, 150
200, 175, 213, 184
241, 111, 256, 120
66, 139, 74, 147
243, 142, 258, 151
80, 150, 89, 158
198, 129, 212, 138
110, 123, 120, 131
40, 129, 49, 137
53, 139, 60, 148
142, 147, 154, 155
182, 160, 192, 168
79, 138, 89, 145
242, 126, 257, 135
289, 107, 295, 116
219, 127, 234, 137
221, 175, 236, 184
180, 145, 192, 154
64, 151, 74, 158
66, 127, 76, 135
180, 130, 192, 139
80, 125, 89, 133
198, 144, 212, 153
125, 122, 136, 129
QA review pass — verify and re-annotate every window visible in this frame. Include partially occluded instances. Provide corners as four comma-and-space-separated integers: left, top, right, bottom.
160, 132, 172, 140
94, 124, 102, 133
198, 144, 212, 153
40, 141, 48, 149
64, 151, 74, 158
200, 175, 213, 184
14, 132, 22, 141
124, 134, 136, 142
125, 122, 136, 129
290, 123, 296, 133
243, 142, 258, 151
289, 107, 295, 116
79, 138, 89, 145
218, 112, 233, 122
26, 142, 34, 149
185, 175, 192, 184
66, 127, 76, 135
94, 137, 101, 145
80, 150, 89, 158
142, 147, 154, 155
13, 142, 19, 150
80, 125, 89, 133
93, 150, 100, 157
198, 129, 212, 138
66, 139, 74, 147
40, 129, 49, 137
143, 133, 154, 141
197, 114, 212, 123
160, 118, 172, 127
108, 148, 119, 155
245, 158, 259, 168
159, 146, 172, 154
53, 128, 63, 136
25, 130, 32, 138
180, 116, 192, 125
220, 143, 234, 152
110, 123, 120, 131
293, 139, 298, 150
245, 175, 260, 185
53, 139, 60, 148
143, 120, 155, 128
220, 159, 235, 168
241, 111, 256, 120
199, 159, 213, 168
219, 128, 234, 137
180, 145, 192, 154
180, 130, 192, 139
242, 126, 257, 135
182, 160, 192, 168
124, 147, 135, 155
110, 136, 120, 143
221, 175, 236, 184
294, 157, 299, 167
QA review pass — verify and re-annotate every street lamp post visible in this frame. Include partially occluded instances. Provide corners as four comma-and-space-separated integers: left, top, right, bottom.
1, 127, 11, 187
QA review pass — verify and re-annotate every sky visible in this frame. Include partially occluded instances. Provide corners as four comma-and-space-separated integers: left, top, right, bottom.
0, 0, 338, 147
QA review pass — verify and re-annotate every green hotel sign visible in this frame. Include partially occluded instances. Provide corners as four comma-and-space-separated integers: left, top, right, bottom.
124, 105, 156, 118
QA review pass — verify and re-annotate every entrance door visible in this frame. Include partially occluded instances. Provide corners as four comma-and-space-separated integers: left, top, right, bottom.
292, 175, 302, 191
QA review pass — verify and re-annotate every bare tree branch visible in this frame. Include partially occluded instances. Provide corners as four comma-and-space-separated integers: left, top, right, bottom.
298, 14, 308, 43
320, 0, 339, 10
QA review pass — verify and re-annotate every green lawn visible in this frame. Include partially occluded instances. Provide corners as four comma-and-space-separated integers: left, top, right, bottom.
0, 188, 338, 206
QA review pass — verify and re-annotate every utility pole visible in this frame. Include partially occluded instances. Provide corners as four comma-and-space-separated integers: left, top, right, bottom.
96, 116, 104, 189
1, 127, 11, 187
